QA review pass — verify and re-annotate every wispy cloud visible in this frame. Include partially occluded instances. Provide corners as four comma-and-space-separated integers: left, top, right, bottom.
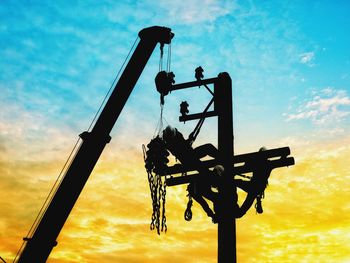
285, 88, 350, 124
299, 51, 315, 66
158, 0, 237, 24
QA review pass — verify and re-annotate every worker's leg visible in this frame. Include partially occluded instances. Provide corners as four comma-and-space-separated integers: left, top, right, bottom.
192, 194, 217, 223
235, 179, 250, 192
202, 188, 218, 203
236, 192, 256, 218
188, 183, 217, 221
193, 143, 218, 159
236, 168, 272, 218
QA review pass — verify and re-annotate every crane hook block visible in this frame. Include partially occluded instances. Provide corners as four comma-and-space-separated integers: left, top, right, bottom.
155, 71, 175, 98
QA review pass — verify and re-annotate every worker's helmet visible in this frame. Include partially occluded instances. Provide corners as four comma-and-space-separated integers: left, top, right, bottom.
213, 165, 225, 176
162, 125, 177, 142
259, 146, 267, 152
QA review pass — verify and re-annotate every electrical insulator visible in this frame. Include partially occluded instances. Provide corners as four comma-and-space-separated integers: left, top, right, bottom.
195, 66, 204, 81
180, 101, 189, 117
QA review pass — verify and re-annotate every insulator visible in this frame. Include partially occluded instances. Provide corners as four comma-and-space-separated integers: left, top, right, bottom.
195, 66, 204, 81
180, 101, 189, 117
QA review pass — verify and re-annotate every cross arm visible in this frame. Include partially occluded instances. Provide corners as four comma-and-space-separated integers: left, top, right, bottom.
169, 77, 217, 91
163, 147, 295, 186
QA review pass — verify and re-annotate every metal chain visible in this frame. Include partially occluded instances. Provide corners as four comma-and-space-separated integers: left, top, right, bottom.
148, 171, 156, 230
144, 137, 168, 234
161, 180, 167, 233
156, 175, 162, 234
147, 169, 167, 234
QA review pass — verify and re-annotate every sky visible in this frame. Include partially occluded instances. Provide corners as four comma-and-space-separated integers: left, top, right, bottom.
1, 0, 350, 262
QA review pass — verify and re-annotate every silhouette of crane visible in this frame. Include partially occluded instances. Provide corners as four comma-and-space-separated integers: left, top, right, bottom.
15, 26, 174, 263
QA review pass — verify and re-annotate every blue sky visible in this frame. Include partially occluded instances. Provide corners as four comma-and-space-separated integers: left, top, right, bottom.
1, 1, 349, 159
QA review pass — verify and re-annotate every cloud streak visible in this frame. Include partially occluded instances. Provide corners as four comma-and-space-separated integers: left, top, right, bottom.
159, 0, 237, 25
285, 88, 350, 124
299, 51, 315, 66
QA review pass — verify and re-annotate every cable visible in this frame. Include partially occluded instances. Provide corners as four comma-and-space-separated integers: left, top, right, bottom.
13, 138, 82, 262
159, 43, 164, 72
31, 141, 84, 235
87, 36, 139, 132
13, 35, 140, 262
166, 41, 171, 73
33, 36, 140, 231
153, 104, 169, 138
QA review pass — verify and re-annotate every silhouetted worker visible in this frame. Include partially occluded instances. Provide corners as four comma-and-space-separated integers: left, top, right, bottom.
162, 126, 217, 173
186, 165, 226, 223
162, 126, 273, 220
235, 147, 272, 218
162, 126, 219, 222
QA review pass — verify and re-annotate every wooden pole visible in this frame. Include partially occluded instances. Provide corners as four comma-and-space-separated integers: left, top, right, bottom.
215, 72, 237, 263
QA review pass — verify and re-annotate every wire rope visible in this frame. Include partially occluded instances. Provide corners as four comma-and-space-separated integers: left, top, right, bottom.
87, 36, 139, 132
13, 35, 140, 262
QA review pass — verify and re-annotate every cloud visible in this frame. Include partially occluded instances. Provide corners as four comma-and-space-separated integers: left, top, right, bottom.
103, 0, 237, 28
159, 0, 237, 24
235, 136, 350, 262
299, 51, 315, 66
285, 88, 350, 124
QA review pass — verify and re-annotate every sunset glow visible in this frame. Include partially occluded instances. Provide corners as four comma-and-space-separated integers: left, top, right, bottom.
1, 1, 350, 262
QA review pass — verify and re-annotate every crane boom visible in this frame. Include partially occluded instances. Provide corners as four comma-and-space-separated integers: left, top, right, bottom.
17, 26, 174, 263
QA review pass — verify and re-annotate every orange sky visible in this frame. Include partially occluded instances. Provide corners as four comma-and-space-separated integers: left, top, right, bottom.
1, 133, 349, 262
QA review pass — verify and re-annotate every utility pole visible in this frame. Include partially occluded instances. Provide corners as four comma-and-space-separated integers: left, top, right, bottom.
154, 71, 238, 262
147, 68, 295, 262
215, 73, 237, 262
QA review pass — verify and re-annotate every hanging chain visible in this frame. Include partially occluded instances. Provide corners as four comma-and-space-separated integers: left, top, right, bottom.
143, 137, 168, 235
161, 178, 167, 233
158, 176, 168, 234
147, 171, 167, 234
148, 170, 157, 231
